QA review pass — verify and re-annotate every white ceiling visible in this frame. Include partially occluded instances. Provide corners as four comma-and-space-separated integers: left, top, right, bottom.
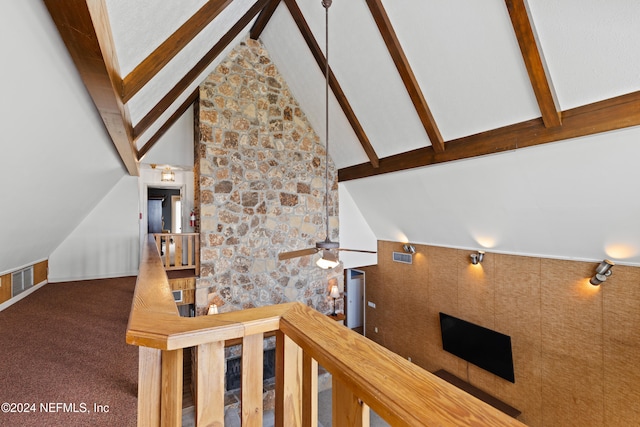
4, 0, 640, 275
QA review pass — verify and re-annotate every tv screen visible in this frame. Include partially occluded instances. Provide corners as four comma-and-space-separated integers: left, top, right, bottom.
439, 312, 515, 383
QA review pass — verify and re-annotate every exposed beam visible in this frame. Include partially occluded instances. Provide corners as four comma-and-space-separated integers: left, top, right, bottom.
338, 91, 640, 182
133, 0, 270, 139
43, 0, 139, 176
505, 0, 561, 128
283, 0, 380, 168
364, 0, 445, 153
122, 0, 234, 104
137, 89, 199, 160
250, 0, 281, 40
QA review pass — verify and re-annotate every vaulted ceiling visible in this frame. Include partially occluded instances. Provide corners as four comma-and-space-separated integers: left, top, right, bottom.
44, 0, 640, 180
38, 0, 640, 267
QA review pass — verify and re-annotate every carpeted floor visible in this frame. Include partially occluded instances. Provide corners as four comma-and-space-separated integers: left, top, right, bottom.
0, 277, 138, 427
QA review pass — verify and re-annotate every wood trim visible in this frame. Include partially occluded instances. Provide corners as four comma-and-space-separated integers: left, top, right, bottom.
282, 0, 380, 168
137, 89, 197, 159
133, 0, 270, 140
43, 0, 139, 176
122, 0, 234, 103
250, 0, 282, 40
505, 0, 561, 128
339, 90, 640, 182
364, 0, 444, 153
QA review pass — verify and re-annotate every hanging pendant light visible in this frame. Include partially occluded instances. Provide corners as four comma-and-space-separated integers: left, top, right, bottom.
316, 0, 339, 269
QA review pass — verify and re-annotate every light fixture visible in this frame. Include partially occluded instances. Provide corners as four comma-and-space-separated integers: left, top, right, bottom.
316, 249, 339, 269
161, 167, 175, 182
470, 250, 485, 265
403, 244, 416, 254
314, 0, 340, 268
589, 259, 615, 286
329, 284, 340, 316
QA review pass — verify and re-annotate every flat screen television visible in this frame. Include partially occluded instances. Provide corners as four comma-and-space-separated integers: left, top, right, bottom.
439, 312, 515, 383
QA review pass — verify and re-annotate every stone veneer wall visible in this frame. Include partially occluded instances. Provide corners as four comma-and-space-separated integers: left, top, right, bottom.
195, 38, 342, 315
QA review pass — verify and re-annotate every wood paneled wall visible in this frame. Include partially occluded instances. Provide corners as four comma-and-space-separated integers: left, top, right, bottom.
0, 274, 11, 304
360, 241, 640, 426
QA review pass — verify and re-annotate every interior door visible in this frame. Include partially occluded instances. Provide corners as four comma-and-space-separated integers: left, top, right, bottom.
346, 270, 364, 329
148, 199, 163, 233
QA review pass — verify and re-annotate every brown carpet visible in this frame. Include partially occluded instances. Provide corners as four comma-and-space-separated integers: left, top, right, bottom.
0, 277, 138, 427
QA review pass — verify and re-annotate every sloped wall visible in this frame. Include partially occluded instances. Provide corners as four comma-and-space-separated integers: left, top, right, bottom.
196, 38, 342, 314
362, 240, 640, 426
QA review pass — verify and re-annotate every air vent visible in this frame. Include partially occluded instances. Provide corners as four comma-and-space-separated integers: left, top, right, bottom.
12, 266, 34, 297
172, 290, 183, 303
392, 252, 412, 264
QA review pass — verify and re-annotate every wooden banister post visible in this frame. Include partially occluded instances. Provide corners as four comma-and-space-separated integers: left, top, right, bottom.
332, 376, 370, 427
242, 333, 265, 426
196, 342, 225, 426
161, 349, 183, 426
275, 332, 303, 427
302, 352, 318, 427
138, 347, 162, 427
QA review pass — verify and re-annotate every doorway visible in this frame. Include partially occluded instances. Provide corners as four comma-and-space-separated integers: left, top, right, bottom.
345, 269, 365, 333
147, 187, 182, 233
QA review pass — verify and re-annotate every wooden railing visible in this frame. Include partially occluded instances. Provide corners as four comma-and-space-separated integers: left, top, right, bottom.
127, 236, 526, 426
152, 233, 199, 274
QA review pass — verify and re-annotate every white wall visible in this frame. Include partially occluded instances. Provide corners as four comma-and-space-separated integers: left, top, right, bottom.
339, 184, 377, 269
138, 106, 195, 169
0, 1, 126, 275
343, 126, 640, 266
49, 176, 140, 282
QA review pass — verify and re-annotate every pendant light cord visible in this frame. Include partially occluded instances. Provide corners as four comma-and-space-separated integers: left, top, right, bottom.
323, 0, 331, 241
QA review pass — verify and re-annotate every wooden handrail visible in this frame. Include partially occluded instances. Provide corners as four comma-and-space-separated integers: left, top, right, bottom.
128, 235, 526, 426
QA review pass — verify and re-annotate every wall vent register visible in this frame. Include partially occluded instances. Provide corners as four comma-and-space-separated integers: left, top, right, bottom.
12, 267, 34, 297
392, 252, 412, 264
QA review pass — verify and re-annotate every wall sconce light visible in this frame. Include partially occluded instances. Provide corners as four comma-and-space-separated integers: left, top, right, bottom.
329, 285, 340, 316
207, 304, 218, 315
316, 249, 339, 269
470, 250, 485, 265
589, 259, 615, 286
161, 167, 175, 182
402, 244, 416, 254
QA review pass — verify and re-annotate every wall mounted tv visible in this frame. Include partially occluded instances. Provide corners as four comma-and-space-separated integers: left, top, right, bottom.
439, 312, 515, 383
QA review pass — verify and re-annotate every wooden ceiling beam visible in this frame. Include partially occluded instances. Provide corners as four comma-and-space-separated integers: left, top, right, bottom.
338, 91, 640, 182
249, 0, 281, 40
133, 0, 270, 139
283, 0, 380, 168
365, 0, 445, 153
137, 89, 199, 160
43, 0, 139, 176
121, 0, 234, 104
505, 0, 561, 128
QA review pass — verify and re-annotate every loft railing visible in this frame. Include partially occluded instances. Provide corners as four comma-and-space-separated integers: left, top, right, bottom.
152, 232, 199, 274
127, 236, 526, 426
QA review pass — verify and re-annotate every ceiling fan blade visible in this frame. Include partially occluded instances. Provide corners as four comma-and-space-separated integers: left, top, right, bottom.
337, 248, 377, 254
278, 247, 318, 261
